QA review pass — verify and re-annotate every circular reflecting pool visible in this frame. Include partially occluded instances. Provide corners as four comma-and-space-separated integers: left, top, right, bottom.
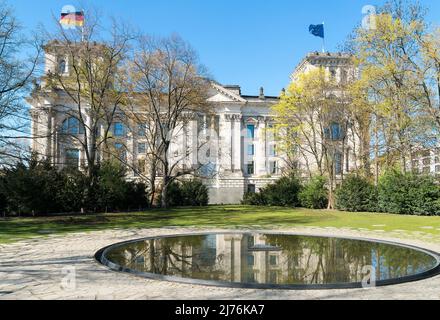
96, 233, 440, 289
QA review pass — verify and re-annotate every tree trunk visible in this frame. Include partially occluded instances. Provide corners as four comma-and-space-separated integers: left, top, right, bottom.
161, 176, 169, 209
327, 179, 335, 210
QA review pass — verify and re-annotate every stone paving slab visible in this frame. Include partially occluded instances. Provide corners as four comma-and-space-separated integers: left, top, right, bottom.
1, 227, 440, 300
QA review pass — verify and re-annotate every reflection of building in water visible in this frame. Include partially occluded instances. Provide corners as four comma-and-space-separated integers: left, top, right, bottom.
215, 234, 289, 284
112, 234, 426, 285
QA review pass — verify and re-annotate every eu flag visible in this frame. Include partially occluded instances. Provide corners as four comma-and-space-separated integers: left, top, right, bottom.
309, 24, 324, 39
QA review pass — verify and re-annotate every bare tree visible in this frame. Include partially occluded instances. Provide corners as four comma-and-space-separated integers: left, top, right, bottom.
125, 34, 212, 208
37, 9, 134, 184
0, 2, 42, 166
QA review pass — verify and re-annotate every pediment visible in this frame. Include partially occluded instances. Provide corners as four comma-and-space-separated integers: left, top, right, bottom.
208, 82, 247, 103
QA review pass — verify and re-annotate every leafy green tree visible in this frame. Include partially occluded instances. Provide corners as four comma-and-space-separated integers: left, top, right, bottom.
299, 176, 328, 209
335, 175, 377, 212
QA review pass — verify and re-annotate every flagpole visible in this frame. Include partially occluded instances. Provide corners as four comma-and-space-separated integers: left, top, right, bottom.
322, 21, 326, 53
81, 10, 85, 42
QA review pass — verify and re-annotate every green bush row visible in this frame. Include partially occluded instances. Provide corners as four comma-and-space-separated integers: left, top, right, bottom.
0, 160, 149, 216
336, 171, 440, 216
242, 175, 328, 209
242, 170, 440, 216
163, 180, 209, 207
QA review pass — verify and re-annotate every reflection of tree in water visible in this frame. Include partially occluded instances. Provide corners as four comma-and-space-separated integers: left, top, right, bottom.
105, 234, 437, 285
264, 236, 436, 284
107, 236, 227, 279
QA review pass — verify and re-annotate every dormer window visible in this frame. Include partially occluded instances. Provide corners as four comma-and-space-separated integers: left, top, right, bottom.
58, 58, 67, 74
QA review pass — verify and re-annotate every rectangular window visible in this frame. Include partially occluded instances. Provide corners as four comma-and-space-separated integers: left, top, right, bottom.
138, 159, 146, 174
247, 184, 256, 194
247, 236, 255, 248
115, 143, 126, 161
65, 149, 79, 168
436, 165, 440, 173
247, 124, 255, 139
423, 158, 431, 166
413, 160, 420, 168
269, 255, 278, 266
247, 254, 255, 267
138, 143, 146, 154
269, 145, 277, 157
247, 161, 255, 175
335, 152, 343, 175
269, 271, 278, 284
138, 124, 147, 136
269, 161, 278, 175
248, 144, 255, 156
113, 122, 125, 137
331, 123, 342, 140
423, 167, 431, 174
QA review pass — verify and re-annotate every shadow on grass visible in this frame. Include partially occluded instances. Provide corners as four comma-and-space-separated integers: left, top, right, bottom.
0, 206, 330, 243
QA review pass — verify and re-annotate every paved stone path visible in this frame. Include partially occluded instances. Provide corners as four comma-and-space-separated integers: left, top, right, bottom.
1, 227, 440, 300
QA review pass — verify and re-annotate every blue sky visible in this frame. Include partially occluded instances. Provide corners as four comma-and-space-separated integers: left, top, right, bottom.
10, 0, 440, 96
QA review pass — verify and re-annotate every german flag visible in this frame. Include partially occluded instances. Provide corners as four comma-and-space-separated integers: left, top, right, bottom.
60, 11, 84, 27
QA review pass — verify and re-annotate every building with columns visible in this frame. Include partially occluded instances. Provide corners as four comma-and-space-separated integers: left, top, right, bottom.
27, 44, 359, 204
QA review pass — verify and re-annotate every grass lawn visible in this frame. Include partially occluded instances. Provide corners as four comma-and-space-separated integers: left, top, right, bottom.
1, 205, 440, 244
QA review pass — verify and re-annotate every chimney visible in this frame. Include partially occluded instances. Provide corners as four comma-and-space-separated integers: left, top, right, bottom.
259, 87, 265, 100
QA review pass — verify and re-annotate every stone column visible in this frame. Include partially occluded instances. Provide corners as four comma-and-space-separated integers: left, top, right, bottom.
30, 110, 38, 153
256, 117, 267, 175
220, 115, 233, 172
45, 108, 52, 159
231, 115, 242, 174
127, 130, 135, 172
50, 113, 57, 165
189, 118, 198, 169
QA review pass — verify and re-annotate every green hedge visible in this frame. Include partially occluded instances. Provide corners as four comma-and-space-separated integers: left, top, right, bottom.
336, 175, 377, 212
165, 180, 209, 207
0, 160, 149, 216
377, 170, 440, 216
242, 175, 302, 207
299, 176, 328, 209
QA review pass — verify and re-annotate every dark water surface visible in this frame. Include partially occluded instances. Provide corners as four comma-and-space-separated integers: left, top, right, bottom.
100, 233, 440, 288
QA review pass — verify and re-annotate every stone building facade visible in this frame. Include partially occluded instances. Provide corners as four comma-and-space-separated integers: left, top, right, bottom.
27, 45, 359, 204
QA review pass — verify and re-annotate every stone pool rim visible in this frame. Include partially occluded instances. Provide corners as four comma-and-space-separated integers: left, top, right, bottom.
94, 231, 440, 290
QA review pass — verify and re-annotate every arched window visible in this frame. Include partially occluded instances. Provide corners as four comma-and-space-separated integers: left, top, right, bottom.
58, 59, 67, 74
61, 117, 85, 135
325, 122, 344, 141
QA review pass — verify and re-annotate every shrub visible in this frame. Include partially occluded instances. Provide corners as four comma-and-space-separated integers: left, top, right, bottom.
163, 180, 209, 207
180, 180, 209, 206
0, 176, 7, 215
336, 175, 377, 212
263, 176, 302, 207
1, 160, 64, 215
242, 191, 267, 206
299, 176, 328, 209
242, 175, 302, 207
378, 170, 440, 216
0, 159, 149, 216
